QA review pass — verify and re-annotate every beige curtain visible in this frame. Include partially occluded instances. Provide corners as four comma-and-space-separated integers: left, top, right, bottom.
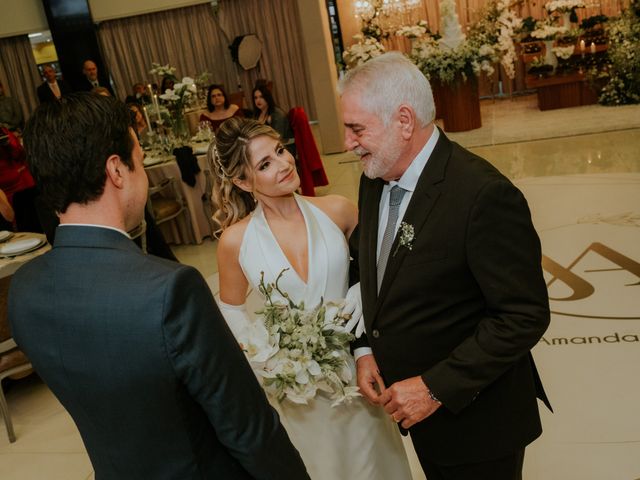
97, 0, 315, 118
216, 0, 316, 118
0, 35, 41, 123
97, 4, 236, 102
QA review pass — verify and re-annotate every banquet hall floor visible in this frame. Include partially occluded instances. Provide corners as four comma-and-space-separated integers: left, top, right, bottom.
1, 95, 639, 479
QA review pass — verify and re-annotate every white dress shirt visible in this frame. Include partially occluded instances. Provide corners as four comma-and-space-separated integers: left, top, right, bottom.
59, 223, 131, 238
355, 127, 440, 361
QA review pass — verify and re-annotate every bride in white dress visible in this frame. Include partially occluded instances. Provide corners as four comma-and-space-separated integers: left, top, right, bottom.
212, 117, 412, 480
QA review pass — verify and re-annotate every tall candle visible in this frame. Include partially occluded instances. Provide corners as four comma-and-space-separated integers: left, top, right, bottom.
142, 105, 152, 130
579, 39, 585, 52
590, 42, 596, 54
153, 94, 161, 120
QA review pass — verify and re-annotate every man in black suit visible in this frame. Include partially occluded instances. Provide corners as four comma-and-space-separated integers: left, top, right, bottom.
9, 93, 308, 479
77, 59, 114, 95
340, 52, 551, 480
36, 65, 71, 103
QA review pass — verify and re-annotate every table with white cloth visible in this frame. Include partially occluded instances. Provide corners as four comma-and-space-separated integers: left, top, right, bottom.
0, 233, 50, 279
143, 144, 215, 245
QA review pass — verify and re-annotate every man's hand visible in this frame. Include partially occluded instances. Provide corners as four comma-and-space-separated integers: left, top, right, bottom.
356, 354, 386, 405
380, 376, 441, 429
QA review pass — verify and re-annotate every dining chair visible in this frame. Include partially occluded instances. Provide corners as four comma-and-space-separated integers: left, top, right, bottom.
147, 177, 190, 230
0, 274, 33, 443
128, 218, 147, 254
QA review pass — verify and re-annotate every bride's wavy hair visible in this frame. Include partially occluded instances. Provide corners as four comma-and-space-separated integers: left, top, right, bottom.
210, 117, 280, 236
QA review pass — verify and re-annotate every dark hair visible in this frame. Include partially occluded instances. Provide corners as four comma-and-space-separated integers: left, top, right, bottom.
23, 92, 135, 214
160, 77, 175, 94
252, 85, 275, 117
206, 84, 230, 112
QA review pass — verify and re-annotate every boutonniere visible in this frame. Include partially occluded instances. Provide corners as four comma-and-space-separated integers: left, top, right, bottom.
394, 221, 415, 256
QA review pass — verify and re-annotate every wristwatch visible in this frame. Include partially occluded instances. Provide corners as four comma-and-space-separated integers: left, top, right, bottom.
427, 388, 441, 404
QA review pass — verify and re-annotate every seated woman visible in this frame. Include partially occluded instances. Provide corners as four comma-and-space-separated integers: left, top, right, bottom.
127, 103, 151, 146
199, 84, 243, 133
251, 84, 295, 155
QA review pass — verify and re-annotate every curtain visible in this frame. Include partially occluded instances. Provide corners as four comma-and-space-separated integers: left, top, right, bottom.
216, 0, 316, 118
98, 4, 235, 102
97, 0, 315, 118
0, 35, 41, 124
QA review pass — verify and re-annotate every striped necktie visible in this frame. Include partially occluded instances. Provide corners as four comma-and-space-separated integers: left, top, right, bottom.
377, 185, 407, 291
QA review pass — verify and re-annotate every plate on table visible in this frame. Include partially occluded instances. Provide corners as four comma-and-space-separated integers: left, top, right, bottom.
0, 237, 46, 257
0, 230, 13, 243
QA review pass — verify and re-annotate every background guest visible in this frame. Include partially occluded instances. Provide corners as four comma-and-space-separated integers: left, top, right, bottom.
199, 84, 243, 132
252, 84, 295, 155
92, 86, 111, 97
0, 80, 23, 132
159, 76, 175, 95
125, 82, 150, 105
77, 59, 114, 95
0, 126, 40, 232
36, 65, 71, 104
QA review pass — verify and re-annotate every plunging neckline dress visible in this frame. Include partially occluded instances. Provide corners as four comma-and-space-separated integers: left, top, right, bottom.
237, 195, 412, 480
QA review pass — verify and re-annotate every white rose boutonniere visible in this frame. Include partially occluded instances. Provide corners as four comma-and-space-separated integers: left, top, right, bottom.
394, 221, 415, 255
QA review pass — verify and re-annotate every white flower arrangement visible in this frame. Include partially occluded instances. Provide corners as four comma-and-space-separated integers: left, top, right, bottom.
342, 34, 386, 69
545, 0, 585, 13
531, 22, 569, 40
159, 76, 197, 100
552, 45, 575, 59
239, 270, 361, 407
396, 24, 428, 39
149, 62, 177, 79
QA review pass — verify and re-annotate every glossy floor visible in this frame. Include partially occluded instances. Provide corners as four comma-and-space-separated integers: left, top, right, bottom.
2, 95, 639, 479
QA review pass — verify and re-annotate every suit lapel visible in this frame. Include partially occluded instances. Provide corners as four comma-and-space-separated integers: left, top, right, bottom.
375, 130, 453, 311
359, 177, 385, 323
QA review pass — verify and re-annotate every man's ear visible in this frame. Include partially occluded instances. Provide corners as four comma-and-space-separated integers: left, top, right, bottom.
232, 177, 252, 194
397, 104, 416, 140
105, 155, 125, 189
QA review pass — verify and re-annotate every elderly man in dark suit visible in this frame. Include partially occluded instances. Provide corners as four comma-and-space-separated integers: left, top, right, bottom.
77, 59, 114, 95
340, 52, 551, 480
9, 93, 308, 480
36, 65, 71, 103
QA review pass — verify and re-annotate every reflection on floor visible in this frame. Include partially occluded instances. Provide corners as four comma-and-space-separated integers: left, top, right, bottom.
1, 95, 639, 480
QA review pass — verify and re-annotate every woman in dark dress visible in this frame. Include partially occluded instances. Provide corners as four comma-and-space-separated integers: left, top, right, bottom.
199, 84, 243, 133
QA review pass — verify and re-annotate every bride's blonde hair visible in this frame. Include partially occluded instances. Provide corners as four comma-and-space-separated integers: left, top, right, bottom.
210, 117, 281, 235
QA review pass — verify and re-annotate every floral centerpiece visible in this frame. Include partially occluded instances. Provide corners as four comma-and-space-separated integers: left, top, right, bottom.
149, 62, 177, 80
530, 21, 568, 41
159, 77, 197, 141
343, 33, 386, 69
239, 270, 361, 406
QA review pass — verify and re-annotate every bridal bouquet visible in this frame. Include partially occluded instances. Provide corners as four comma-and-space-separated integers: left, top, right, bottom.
240, 269, 361, 407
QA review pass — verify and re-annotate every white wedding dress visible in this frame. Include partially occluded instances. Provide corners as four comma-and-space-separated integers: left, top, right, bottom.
236, 195, 412, 480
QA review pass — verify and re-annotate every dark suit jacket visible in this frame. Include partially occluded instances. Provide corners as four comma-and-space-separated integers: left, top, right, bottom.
354, 131, 551, 465
76, 77, 114, 95
37, 80, 72, 103
9, 226, 308, 479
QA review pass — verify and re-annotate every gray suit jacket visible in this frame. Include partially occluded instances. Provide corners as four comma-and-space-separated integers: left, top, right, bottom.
9, 226, 308, 479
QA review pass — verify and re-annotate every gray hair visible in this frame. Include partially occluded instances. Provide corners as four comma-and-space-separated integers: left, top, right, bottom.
337, 51, 435, 128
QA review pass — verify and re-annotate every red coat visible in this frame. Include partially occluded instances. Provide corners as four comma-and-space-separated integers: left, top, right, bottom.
288, 107, 328, 196
0, 127, 35, 203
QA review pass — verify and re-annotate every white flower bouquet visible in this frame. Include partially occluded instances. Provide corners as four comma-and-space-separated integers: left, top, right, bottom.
545, 0, 585, 13
149, 62, 177, 79
552, 45, 575, 59
240, 270, 361, 407
342, 34, 386, 69
531, 23, 569, 40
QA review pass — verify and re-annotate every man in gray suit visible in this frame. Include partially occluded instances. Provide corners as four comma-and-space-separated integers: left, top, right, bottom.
9, 93, 308, 480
